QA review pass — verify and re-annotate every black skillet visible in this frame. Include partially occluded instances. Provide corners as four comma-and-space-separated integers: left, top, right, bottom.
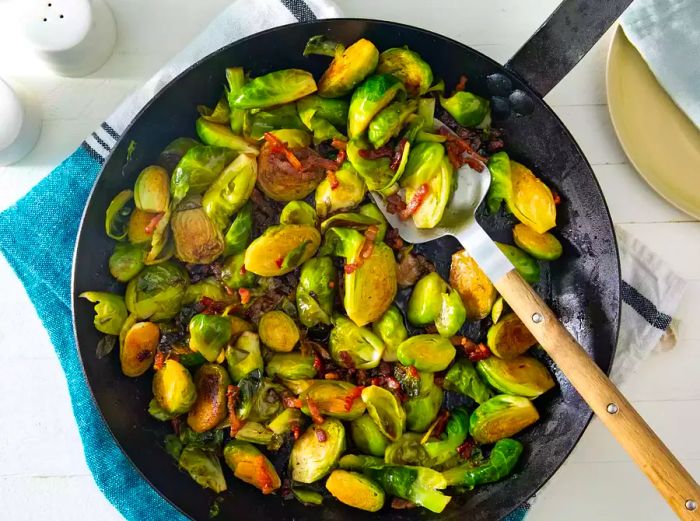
72, 1, 633, 520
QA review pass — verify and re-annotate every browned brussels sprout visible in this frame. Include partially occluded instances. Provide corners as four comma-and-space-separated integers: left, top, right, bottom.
134, 165, 170, 213
508, 160, 556, 234
361, 385, 405, 441
300, 381, 367, 421
469, 394, 539, 444
290, 418, 346, 483
376, 47, 434, 96
486, 312, 537, 359
316, 38, 379, 98
187, 364, 231, 432
120, 321, 159, 377
127, 208, 156, 245
244, 224, 320, 276
256, 140, 328, 202
109, 242, 146, 283
476, 355, 555, 398
512, 223, 563, 261
223, 440, 281, 494
152, 359, 197, 415
296, 257, 336, 328
325, 470, 385, 512
258, 310, 300, 352
178, 445, 227, 493
171, 195, 225, 264
266, 353, 317, 380
124, 262, 188, 321
449, 249, 498, 321
230, 69, 317, 110
315, 163, 366, 219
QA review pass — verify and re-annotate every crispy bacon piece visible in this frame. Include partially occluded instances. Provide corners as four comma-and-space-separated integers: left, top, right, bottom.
358, 145, 393, 160
385, 193, 407, 215
335, 149, 347, 165
391, 498, 417, 510
154, 352, 165, 371
226, 385, 245, 436
338, 350, 355, 369
324, 372, 340, 380
328, 280, 335, 288
254, 455, 276, 495
431, 410, 450, 439
330, 138, 347, 150
291, 423, 301, 440
239, 264, 247, 275
359, 225, 378, 260
306, 396, 324, 425
343, 386, 364, 411
263, 132, 302, 170
407, 365, 419, 379
199, 296, 227, 315
326, 170, 340, 190
313, 354, 324, 371
552, 191, 562, 205
238, 288, 251, 305
389, 138, 408, 171
457, 438, 475, 459
384, 228, 404, 250
454, 74, 468, 93
452, 336, 492, 361
399, 184, 430, 220
144, 212, 164, 235
283, 396, 303, 409
343, 263, 358, 274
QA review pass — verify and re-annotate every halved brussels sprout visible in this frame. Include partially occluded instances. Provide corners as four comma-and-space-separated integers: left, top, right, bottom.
367, 99, 418, 148
372, 305, 408, 363
396, 335, 456, 372
152, 359, 197, 415
267, 407, 303, 436
476, 355, 555, 399
469, 394, 539, 444
346, 136, 394, 190
296, 257, 336, 328
202, 153, 257, 230
329, 315, 385, 369
120, 321, 159, 377
256, 141, 324, 202
320, 212, 381, 234
178, 445, 227, 493
496, 242, 540, 284
338, 454, 384, 471
109, 242, 146, 282
292, 486, 324, 506
280, 378, 316, 395
404, 372, 443, 432
348, 74, 404, 138
444, 359, 493, 404
423, 407, 470, 465
189, 313, 232, 362
297, 94, 348, 144
449, 249, 498, 321
143, 211, 174, 266
315, 163, 366, 219
358, 203, 388, 241
170, 146, 238, 204
376, 47, 433, 96
224, 201, 253, 256
400, 142, 454, 229
220, 252, 257, 290
407, 272, 466, 337
158, 137, 200, 172
507, 160, 556, 234
486, 312, 537, 360
512, 223, 563, 261
198, 96, 229, 125
266, 353, 317, 380
362, 465, 451, 514
125, 262, 189, 321
225, 67, 246, 134
443, 438, 523, 488
258, 310, 300, 352
384, 432, 432, 467
187, 364, 231, 432
304, 35, 345, 57
230, 69, 317, 110
351, 414, 390, 457
300, 381, 366, 420
134, 166, 170, 213
234, 421, 282, 449
236, 378, 286, 424
80, 291, 128, 336
486, 151, 512, 214
127, 208, 156, 245
290, 418, 346, 483
223, 440, 281, 494
225, 331, 263, 383
491, 296, 507, 323
326, 470, 385, 512
171, 195, 225, 264
245, 104, 307, 140
280, 200, 317, 226
361, 385, 405, 441
182, 278, 233, 306
439, 91, 489, 127
244, 224, 320, 276
105, 190, 134, 241
317, 39, 379, 98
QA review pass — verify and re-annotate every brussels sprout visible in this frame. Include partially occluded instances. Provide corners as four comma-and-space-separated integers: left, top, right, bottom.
234, 421, 282, 449
279, 200, 317, 226
109, 242, 146, 282
367, 99, 418, 148
187, 364, 231, 432
376, 47, 434, 96
476, 355, 555, 399
237, 378, 286, 424
362, 465, 451, 514
225, 67, 246, 134
449, 249, 498, 321
407, 272, 466, 337
444, 359, 493, 404
397, 335, 456, 372
297, 95, 348, 144
303, 35, 345, 57
178, 425, 225, 450
296, 257, 336, 328
338, 454, 384, 470
507, 160, 556, 233
182, 277, 234, 306
171, 195, 225, 264
266, 353, 317, 380
486, 151, 512, 214
223, 440, 281, 494
384, 432, 432, 467
178, 445, 227, 493
158, 137, 200, 172
125, 262, 188, 321
317, 39, 379, 98
329, 315, 385, 369
80, 291, 128, 336
351, 414, 390, 457
358, 203, 388, 241
255, 143, 324, 202
202, 153, 257, 230
496, 242, 540, 284
245, 103, 307, 140
424, 407, 470, 465
361, 385, 405, 441
198, 95, 230, 124
300, 381, 367, 421
292, 486, 324, 506
153, 359, 197, 415
223, 201, 253, 256
372, 305, 408, 362
127, 208, 156, 245
400, 142, 454, 229
512, 223, 563, 261
134, 166, 170, 213
320, 212, 381, 234
149, 398, 177, 421
405, 372, 443, 432
440, 91, 489, 127
315, 163, 366, 219
469, 394, 539, 444
290, 418, 346, 483
225, 331, 263, 383
231, 69, 317, 110
143, 210, 174, 266
346, 136, 394, 190
326, 470, 385, 512
220, 252, 257, 290
189, 314, 232, 363
258, 311, 300, 352
267, 408, 303, 436
348, 74, 404, 138
280, 378, 316, 395
120, 321, 159, 377
244, 224, 320, 276
170, 146, 238, 205
105, 189, 134, 241
443, 438, 523, 488
486, 312, 537, 360
491, 296, 507, 324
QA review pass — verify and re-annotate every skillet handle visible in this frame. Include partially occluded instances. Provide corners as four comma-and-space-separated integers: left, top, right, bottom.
494, 269, 700, 520
505, 0, 633, 96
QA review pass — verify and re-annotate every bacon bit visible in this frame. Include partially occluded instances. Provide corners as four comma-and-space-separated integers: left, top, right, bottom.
324, 372, 340, 380
371, 376, 400, 390
306, 396, 324, 425
313, 354, 324, 372
238, 287, 251, 305
338, 350, 355, 369
457, 338, 492, 362
457, 438, 475, 459
407, 365, 419, 379
154, 352, 165, 371
399, 184, 430, 220
434, 374, 445, 387
200, 296, 227, 315
445, 140, 463, 170
291, 423, 301, 440
171, 417, 182, 436
315, 427, 328, 442
263, 132, 302, 170
432, 410, 450, 438
330, 138, 347, 150
254, 455, 276, 495
335, 149, 347, 165
454, 74, 468, 93
275, 256, 284, 268
389, 138, 408, 171
343, 262, 358, 274
385, 193, 407, 215
283, 396, 303, 409
385, 228, 404, 250
359, 224, 378, 260
223, 284, 234, 296
358, 145, 393, 160
326, 169, 340, 190
391, 498, 417, 510
343, 386, 364, 411
226, 385, 245, 437
144, 212, 164, 235
239, 264, 247, 275
328, 280, 335, 289
552, 191, 562, 205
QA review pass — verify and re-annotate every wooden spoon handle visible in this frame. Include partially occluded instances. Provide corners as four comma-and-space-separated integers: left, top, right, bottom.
494, 269, 700, 520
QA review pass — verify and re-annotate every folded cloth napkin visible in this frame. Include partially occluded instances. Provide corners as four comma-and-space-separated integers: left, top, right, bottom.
0, 0, 687, 520
621, 0, 700, 128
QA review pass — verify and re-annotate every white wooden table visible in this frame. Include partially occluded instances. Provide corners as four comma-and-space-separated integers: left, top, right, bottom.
0, 1, 698, 519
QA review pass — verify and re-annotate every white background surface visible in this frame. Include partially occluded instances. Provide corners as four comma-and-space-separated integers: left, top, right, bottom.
0, 1, 698, 520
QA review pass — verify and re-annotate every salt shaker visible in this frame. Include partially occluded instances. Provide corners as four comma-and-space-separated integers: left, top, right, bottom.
0, 78, 42, 166
19, 0, 117, 77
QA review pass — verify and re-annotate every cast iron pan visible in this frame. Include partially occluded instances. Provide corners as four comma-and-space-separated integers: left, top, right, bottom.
72, 1, 631, 519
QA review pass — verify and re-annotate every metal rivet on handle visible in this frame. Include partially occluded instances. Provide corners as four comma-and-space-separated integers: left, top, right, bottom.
531, 312, 543, 324
606, 403, 619, 414
686, 499, 697, 511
